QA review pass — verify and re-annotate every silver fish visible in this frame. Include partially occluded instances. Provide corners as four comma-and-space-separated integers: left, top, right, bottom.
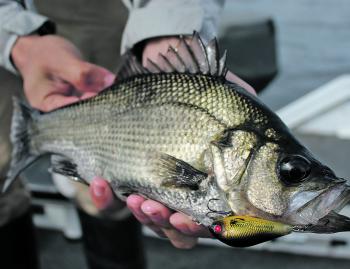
4, 32, 350, 247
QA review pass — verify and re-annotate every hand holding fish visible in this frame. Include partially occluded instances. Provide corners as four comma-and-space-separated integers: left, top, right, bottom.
143, 36, 256, 95
11, 33, 220, 249
7, 32, 350, 250
11, 35, 115, 112
90, 177, 210, 249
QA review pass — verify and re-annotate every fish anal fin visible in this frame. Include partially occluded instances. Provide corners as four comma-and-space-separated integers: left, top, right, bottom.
156, 154, 208, 191
50, 155, 87, 185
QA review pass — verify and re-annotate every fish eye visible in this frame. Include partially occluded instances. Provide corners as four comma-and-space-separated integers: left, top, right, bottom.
279, 155, 311, 184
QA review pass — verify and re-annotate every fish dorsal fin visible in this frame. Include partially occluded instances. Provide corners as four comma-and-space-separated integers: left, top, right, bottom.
117, 52, 150, 81
117, 31, 228, 80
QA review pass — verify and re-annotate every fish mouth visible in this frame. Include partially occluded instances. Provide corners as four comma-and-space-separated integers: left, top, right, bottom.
293, 211, 350, 233
293, 183, 350, 233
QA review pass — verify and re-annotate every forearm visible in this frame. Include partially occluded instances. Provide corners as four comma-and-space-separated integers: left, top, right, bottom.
121, 0, 225, 53
0, 0, 50, 73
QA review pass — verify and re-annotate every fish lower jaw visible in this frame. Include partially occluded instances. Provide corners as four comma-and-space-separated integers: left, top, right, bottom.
286, 184, 350, 226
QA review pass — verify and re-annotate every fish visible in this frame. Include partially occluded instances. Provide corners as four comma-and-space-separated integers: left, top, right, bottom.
4, 32, 350, 247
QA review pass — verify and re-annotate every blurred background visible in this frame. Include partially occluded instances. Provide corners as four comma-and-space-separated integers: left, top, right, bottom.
23, 0, 350, 268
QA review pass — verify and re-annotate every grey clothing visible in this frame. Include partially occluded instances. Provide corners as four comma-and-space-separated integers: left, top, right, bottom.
0, 0, 48, 73
0, 0, 224, 225
121, 0, 224, 53
33, 0, 128, 72
0, 0, 224, 73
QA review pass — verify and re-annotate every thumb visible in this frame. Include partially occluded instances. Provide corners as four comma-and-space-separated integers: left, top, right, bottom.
226, 71, 256, 95
25, 77, 81, 112
57, 60, 116, 93
89, 177, 115, 210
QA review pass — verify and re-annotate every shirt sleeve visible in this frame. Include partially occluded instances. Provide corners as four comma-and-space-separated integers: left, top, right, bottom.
121, 0, 225, 54
0, 0, 49, 74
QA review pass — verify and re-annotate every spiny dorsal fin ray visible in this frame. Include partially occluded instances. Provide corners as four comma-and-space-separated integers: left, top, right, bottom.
174, 38, 199, 73
117, 31, 228, 80
117, 52, 150, 81
146, 58, 162, 73
206, 38, 220, 76
157, 53, 176, 73
191, 31, 210, 74
165, 46, 187, 73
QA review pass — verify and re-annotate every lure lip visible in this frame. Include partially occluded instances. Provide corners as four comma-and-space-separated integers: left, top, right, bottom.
285, 180, 350, 226
292, 211, 350, 233
292, 184, 350, 233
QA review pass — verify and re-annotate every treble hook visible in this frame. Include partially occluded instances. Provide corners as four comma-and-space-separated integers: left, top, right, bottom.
206, 198, 232, 218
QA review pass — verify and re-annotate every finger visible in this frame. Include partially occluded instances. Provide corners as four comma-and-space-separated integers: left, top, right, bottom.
41, 94, 81, 112
126, 194, 153, 225
169, 212, 212, 238
141, 200, 172, 228
24, 76, 80, 112
50, 77, 100, 101
79, 91, 100, 100
146, 224, 166, 238
49, 76, 74, 95
142, 37, 181, 67
162, 228, 198, 249
89, 177, 115, 210
226, 71, 256, 95
56, 60, 116, 93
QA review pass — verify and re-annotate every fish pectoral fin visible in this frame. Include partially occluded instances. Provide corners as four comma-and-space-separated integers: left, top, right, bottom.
156, 154, 208, 191
50, 155, 88, 185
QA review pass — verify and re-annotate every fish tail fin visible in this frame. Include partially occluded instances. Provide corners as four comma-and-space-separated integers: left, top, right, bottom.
11, 97, 34, 161
2, 97, 38, 192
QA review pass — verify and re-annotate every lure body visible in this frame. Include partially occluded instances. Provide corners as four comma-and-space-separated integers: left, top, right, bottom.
210, 216, 293, 247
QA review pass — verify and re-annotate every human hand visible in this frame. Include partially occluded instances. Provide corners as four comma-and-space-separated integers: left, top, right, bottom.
90, 177, 211, 249
11, 35, 115, 112
89, 36, 256, 249
143, 37, 256, 95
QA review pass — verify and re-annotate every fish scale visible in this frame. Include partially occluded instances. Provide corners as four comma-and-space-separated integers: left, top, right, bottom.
32, 74, 253, 179
25, 73, 253, 224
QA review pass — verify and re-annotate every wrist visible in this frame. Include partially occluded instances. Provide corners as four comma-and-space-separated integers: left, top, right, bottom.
11, 35, 41, 73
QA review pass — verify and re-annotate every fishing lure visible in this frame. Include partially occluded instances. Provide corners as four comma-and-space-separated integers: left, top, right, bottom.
209, 215, 293, 247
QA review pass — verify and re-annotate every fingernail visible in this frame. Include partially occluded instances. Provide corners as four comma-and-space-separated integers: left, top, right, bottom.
141, 205, 163, 220
104, 74, 116, 87
177, 224, 191, 234
141, 204, 154, 214
149, 213, 163, 223
93, 184, 106, 197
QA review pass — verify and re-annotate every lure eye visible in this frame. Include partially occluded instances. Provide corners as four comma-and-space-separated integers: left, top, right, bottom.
279, 155, 311, 184
211, 223, 223, 234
